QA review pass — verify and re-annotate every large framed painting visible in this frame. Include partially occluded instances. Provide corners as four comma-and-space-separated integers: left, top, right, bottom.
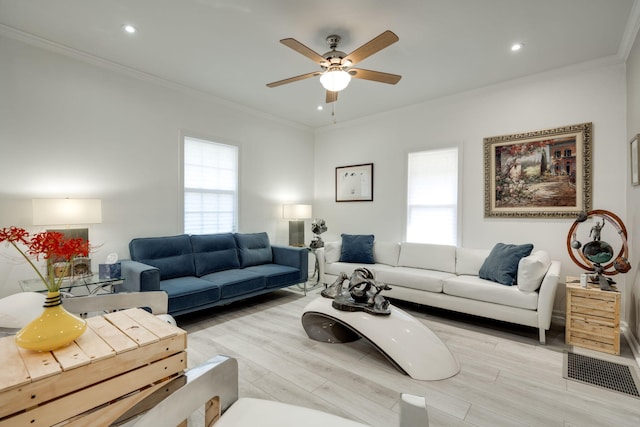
484, 122, 592, 218
335, 163, 374, 202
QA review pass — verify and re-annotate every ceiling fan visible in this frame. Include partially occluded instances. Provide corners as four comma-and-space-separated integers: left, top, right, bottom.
266, 30, 401, 103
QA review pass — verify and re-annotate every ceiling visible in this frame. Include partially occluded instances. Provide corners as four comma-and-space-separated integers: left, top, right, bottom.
0, 0, 638, 129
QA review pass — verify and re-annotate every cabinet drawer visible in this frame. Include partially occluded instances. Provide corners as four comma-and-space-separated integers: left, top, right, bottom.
567, 329, 620, 354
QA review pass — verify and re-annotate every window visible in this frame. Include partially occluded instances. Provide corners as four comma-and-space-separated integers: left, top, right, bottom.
406, 148, 458, 245
183, 136, 238, 234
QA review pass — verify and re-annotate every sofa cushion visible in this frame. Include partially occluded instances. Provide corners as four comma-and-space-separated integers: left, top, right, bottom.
129, 234, 195, 280
160, 276, 221, 314
201, 269, 266, 298
479, 243, 533, 286
374, 242, 401, 266
398, 243, 456, 273
456, 248, 491, 276
191, 233, 240, 276
443, 275, 538, 310
376, 267, 453, 293
324, 241, 342, 263
339, 234, 375, 264
517, 250, 552, 292
234, 232, 273, 268
246, 264, 301, 288
324, 262, 396, 279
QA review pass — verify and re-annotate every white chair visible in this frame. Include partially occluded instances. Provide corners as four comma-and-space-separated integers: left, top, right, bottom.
0, 292, 45, 335
62, 291, 176, 325
129, 355, 428, 427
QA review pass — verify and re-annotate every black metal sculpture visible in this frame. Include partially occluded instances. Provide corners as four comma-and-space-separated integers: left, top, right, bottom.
321, 267, 392, 315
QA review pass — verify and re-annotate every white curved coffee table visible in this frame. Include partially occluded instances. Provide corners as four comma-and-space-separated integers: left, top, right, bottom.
301, 297, 460, 381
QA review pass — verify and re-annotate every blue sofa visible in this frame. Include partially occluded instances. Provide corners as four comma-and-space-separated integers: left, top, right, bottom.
119, 232, 308, 316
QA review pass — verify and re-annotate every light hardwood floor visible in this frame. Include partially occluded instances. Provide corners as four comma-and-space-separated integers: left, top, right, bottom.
177, 287, 640, 427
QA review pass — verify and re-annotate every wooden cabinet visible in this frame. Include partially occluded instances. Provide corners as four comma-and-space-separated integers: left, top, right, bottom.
0, 308, 187, 426
565, 278, 620, 355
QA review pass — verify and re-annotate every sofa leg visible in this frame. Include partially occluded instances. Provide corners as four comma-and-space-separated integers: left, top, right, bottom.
539, 328, 546, 345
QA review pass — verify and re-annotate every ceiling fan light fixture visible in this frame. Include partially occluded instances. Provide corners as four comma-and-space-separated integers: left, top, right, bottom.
320, 69, 351, 92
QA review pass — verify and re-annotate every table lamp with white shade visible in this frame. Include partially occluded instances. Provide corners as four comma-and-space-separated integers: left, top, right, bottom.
282, 204, 312, 247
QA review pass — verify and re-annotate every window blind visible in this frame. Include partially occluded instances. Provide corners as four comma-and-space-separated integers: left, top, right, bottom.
184, 136, 238, 234
406, 148, 458, 245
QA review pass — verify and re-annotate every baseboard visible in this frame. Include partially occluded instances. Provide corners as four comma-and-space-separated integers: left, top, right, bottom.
621, 321, 640, 369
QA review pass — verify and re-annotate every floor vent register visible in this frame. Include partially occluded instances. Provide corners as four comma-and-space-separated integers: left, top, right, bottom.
563, 351, 640, 399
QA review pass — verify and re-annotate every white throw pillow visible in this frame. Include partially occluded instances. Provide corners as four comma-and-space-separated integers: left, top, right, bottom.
456, 248, 491, 276
374, 242, 400, 266
517, 250, 551, 292
324, 241, 342, 264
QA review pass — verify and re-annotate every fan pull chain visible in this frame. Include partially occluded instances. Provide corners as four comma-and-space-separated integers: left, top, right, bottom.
332, 101, 337, 124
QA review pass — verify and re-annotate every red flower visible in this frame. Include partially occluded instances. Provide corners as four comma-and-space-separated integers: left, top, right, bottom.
1, 227, 91, 292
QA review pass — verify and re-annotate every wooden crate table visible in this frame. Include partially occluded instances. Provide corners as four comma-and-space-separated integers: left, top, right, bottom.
565, 276, 620, 355
0, 308, 187, 427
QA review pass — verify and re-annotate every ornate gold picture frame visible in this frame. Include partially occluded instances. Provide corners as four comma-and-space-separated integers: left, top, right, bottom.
484, 122, 592, 218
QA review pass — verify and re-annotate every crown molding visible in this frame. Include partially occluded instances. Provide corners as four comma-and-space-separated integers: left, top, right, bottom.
0, 23, 311, 132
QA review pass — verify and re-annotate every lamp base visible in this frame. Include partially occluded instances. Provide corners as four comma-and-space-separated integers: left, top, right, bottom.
289, 220, 305, 247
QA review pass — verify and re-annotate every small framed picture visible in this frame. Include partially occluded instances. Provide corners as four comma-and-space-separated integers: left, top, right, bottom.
631, 134, 639, 186
335, 163, 374, 202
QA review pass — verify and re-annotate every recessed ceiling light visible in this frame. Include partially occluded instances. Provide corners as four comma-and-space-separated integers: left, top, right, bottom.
122, 24, 137, 34
317, 105, 323, 111
511, 43, 523, 52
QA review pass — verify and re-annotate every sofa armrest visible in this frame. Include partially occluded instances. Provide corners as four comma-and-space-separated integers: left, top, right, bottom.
272, 245, 308, 282
537, 260, 560, 329
118, 260, 161, 293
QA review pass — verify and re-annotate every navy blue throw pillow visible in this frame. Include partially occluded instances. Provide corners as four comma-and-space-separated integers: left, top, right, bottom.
479, 243, 534, 286
339, 234, 375, 264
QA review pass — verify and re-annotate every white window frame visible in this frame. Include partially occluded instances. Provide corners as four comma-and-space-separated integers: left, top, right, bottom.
182, 135, 239, 234
405, 147, 460, 246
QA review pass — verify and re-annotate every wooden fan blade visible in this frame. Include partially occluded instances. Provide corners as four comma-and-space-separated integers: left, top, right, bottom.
280, 38, 327, 65
266, 71, 322, 88
349, 68, 402, 85
326, 90, 338, 103
343, 30, 399, 66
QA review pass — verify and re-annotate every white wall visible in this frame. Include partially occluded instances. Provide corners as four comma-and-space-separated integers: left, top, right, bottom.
314, 60, 628, 315
626, 28, 640, 345
0, 35, 314, 297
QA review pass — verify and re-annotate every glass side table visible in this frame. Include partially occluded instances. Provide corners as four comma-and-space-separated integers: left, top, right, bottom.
19, 274, 123, 296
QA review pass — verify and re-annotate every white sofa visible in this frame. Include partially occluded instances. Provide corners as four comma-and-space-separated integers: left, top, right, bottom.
316, 241, 560, 344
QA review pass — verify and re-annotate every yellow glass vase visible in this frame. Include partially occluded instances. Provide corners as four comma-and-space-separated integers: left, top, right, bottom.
15, 291, 87, 352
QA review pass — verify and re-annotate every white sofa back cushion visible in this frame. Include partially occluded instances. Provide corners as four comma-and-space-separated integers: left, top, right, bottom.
398, 243, 456, 273
374, 242, 401, 266
517, 250, 552, 292
324, 241, 342, 264
456, 248, 491, 276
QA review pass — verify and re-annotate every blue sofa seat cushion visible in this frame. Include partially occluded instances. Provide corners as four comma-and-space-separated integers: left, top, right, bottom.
234, 232, 273, 268
201, 269, 266, 298
245, 264, 301, 288
160, 276, 221, 314
191, 233, 240, 276
130, 234, 195, 280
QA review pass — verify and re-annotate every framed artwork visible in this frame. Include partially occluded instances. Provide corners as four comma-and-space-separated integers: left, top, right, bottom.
484, 122, 592, 218
631, 134, 639, 186
336, 163, 374, 202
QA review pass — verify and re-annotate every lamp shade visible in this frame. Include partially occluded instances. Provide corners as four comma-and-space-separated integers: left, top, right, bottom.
33, 199, 102, 226
282, 204, 312, 220
319, 69, 351, 92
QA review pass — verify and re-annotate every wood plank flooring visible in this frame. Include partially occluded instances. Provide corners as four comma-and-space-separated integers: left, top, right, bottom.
176, 287, 640, 427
